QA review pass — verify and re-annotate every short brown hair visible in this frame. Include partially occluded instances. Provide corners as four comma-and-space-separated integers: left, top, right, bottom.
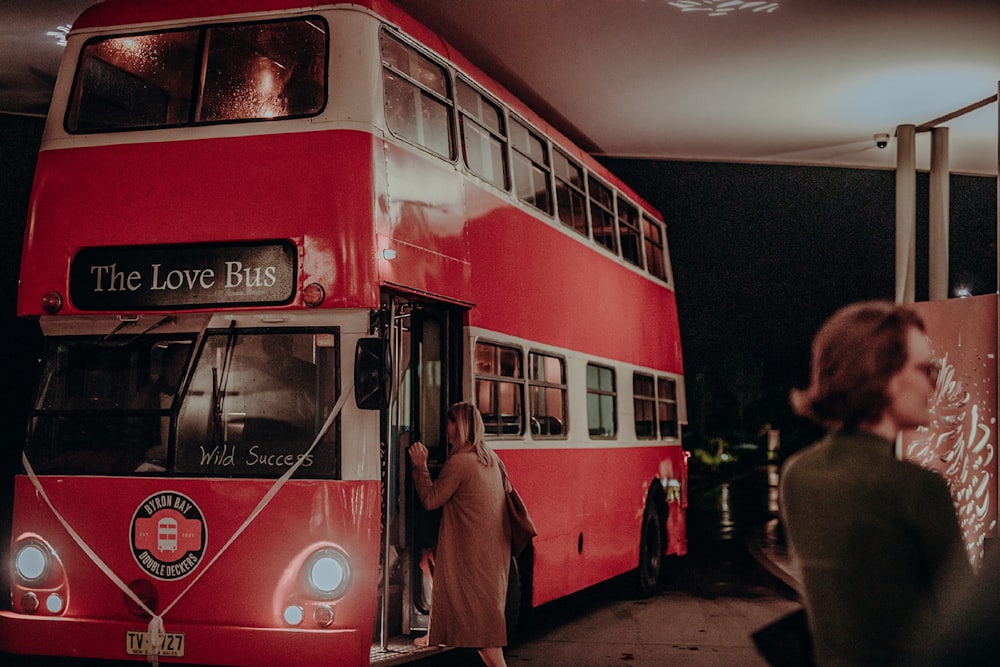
790, 301, 926, 430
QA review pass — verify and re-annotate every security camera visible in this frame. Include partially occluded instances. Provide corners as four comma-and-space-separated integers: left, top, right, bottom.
874, 133, 890, 149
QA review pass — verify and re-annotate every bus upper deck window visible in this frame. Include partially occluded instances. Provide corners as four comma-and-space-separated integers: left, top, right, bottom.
67, 18, 327, 133
380, 31, 454, 159
200, 21, 326, 122
69, 31, 200, 131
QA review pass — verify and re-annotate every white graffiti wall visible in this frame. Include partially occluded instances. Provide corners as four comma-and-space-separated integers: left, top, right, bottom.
906, 294, 998, 568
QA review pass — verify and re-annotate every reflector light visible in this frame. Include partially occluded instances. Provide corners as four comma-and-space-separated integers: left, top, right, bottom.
15, 543, 50, 583
302, 283, 325, 307
305, 548, 351, 599
41, 291, 63, 314
283, 605, 304, 626
313, 604, 334, 627
21, 592, 39, 613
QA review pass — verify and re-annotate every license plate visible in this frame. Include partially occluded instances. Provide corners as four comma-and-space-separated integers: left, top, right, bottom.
125, 630, 186, 657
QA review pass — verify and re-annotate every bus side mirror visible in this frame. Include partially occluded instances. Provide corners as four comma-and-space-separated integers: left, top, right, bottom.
354, 338, 390, 410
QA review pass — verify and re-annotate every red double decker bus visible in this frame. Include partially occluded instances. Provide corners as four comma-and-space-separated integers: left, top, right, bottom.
3, 1, 688, 664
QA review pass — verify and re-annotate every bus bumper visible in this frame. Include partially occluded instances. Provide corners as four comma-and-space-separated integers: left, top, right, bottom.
0, 611, 369, 666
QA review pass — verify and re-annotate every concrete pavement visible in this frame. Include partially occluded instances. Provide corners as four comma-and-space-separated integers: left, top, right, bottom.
497, 533, 802, 667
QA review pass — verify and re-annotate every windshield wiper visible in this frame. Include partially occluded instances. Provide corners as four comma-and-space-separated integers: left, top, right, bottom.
103, 315, 139, 340
212, 320, 238, 444
118, 315, 174, 346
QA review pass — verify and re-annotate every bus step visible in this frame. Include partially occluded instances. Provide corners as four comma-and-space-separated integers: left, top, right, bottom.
370, 636, 450, 665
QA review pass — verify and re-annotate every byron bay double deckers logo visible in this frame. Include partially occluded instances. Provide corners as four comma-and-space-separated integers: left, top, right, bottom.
131, 491, 207, 581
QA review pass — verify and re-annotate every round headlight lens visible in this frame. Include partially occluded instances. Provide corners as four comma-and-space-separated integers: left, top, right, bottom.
15, 543, 50, 583
306, 548, 350, 599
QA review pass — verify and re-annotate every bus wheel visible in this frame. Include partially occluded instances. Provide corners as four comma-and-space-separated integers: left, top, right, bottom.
636, 503, 663, 597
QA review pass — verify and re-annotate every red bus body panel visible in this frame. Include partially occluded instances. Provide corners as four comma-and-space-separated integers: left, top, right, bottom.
462, 181, 683, 374
500, 446, 688, 606
2, 476, 381, 665
19, 131, 481, 317
375, 141, 683, 371
19, 131, 383, 316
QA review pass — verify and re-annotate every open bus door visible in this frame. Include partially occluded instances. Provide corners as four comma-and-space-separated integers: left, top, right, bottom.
368, 294, 462, 656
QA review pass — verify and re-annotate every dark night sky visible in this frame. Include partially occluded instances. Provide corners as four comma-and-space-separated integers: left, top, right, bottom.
1, 115, 997, 452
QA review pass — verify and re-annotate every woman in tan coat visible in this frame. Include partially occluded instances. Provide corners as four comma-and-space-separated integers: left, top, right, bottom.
408, 402, 510, 667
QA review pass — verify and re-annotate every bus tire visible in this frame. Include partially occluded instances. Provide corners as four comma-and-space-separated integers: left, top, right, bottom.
636, 502, 664, 597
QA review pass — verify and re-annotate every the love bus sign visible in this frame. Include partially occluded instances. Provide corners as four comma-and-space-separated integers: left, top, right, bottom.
70, 241, 297, 310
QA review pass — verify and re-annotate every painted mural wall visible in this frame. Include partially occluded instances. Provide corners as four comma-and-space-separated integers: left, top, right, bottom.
905, 294, 998, 568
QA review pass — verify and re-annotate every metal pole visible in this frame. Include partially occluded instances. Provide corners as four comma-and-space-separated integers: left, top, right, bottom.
895, 123, 917, 304
916, 94, 997, 132
995, 80, 999, 562
929, 127, 949, 301
997, 82, 1000, 298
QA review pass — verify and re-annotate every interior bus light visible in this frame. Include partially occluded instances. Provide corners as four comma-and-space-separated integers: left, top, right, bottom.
305, 548, 351, 599
302, 282, 325, 307
41, 291, 63, 314
15, 543, 51, 584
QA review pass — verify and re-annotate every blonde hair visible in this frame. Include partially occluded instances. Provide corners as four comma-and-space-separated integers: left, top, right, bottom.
447, 401, 492, 466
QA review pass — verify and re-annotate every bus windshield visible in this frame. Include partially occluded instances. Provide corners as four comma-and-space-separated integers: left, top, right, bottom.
66, 16, 327, 132
27, 334, 194, 474
25, 329, 340, 478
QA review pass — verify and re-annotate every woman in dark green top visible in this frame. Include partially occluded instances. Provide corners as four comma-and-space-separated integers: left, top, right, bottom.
781, 301, 970, 666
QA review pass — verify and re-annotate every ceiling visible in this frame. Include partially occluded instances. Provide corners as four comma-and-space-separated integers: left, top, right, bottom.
2, 0, 998, 176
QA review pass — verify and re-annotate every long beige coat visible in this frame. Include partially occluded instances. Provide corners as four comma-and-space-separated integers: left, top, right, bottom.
412, 446, 510, 647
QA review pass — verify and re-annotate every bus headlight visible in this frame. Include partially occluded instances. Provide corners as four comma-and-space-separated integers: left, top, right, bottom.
304, 548, 350, 599
12, 536, 67, 615
15, 542, 51, 584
